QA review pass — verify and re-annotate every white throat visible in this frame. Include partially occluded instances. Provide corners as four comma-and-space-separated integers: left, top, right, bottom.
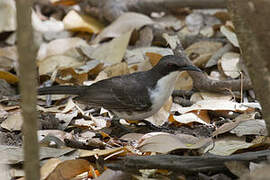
149, 71, 179, 113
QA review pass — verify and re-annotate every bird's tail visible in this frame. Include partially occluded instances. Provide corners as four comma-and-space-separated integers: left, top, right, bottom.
38, 86, 84, 95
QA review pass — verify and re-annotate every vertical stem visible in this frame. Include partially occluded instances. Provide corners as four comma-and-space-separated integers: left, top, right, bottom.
16, 0, 40, 179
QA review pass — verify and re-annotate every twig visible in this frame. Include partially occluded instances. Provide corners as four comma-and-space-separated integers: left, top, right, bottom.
173, 44, 252, 93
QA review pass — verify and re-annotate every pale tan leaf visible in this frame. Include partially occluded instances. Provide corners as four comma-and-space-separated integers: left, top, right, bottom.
220, 25, 239, 47
37, 37, 88, 61
230, 119, 267, 136
0, 0, 16, 32
63, 10, 104, 33
174, 71, 193, 91
79, 147, 130, 158
90, 30, 132, 65
94, 12, 153, 43
206, 136, 254, 156
40, 158, 62, 180
219, 52, 240, 78
177, 100, 252, 114
38, 55, 84, 75
46, 159, 90, 180
1, 111, 22, 131
38, 130, 73, 143
191, 92, 232, 102
172, 112, 210, 125
137, 132, 212, 153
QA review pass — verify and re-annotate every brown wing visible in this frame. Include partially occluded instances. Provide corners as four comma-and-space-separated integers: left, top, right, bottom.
76, 72, 152, 112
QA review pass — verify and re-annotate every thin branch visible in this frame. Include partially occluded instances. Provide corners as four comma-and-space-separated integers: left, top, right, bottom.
16, 0, 40, 179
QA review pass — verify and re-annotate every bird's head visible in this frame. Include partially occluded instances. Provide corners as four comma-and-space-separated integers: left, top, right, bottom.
152, 55, 202, 75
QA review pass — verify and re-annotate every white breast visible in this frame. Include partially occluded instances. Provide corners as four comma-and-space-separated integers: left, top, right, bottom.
149, 71, 179, 113
113, 71, 179, 120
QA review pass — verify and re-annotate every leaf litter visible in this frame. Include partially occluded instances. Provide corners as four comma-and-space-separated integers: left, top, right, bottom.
0, 2, 267, 179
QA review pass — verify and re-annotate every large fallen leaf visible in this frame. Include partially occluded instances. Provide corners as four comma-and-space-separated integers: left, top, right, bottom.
46, 159, 90, 180
0, 71, 18, 84
191, 92, 232, 102
206, 136, 254, 156
40, 158, 62, 180
212, 113, 256, 137
185, 41, 223, 64
0, 0, 16, 32
0, 46, 17, 71
37, 37, 88, 61
0, 145, 74, 164
230, 120, 267, 136
137, 132, 212, 153
38, 130, 73, 143
94, 12, 153, 43
103, 62, 129, 77
90, 30, 132, 65
79, 146, 130, 158
220, 25, 239, 47
172, 112, 210, 125
1, 111, 22, 131
174, 71, 193, 90
63, 10, 104, 33
125, 47, 173, 65
38, 55, 84, 75
219, 52, 240, 78
177, 100, 254, 114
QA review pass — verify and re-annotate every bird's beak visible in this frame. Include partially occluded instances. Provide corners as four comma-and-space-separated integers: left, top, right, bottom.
180, 65, 202, 72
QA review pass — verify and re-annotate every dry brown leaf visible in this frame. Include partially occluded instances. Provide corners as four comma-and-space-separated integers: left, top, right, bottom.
219, 52, 240, 78
38, 55, 84, 75
38, 130, 73, 143
90, 30, 133, 65
220, 25, 239, 47
185, 41, 223, 60
0, 71, 18, 84
37, 37, 88, 61
190, 92, 232, 102
125, 47, 173, 66
177, 100, 253, 114
212, 113, 257, 137
230, 119, 267, 136
79, 147, 131, 158
94, 12, 153, 43
52, 0, 79, 6
205, 136, 254, 156
0, 46, 17, 71
0, 0, 16, 32
172, 111, 210, 125
174, 71, 193, 91
40, 158, 62, 180
55, 68, 88, 85
63, 10, 104, 34
103, 62, 129, 78
137, 132, 212, 153
120, 133, 144, 142
46, 159, 90, 180
145, 52, 162, 66
1, 111, 22, 131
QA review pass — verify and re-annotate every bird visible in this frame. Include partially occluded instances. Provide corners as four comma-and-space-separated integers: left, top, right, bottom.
38, 55, 201, 121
